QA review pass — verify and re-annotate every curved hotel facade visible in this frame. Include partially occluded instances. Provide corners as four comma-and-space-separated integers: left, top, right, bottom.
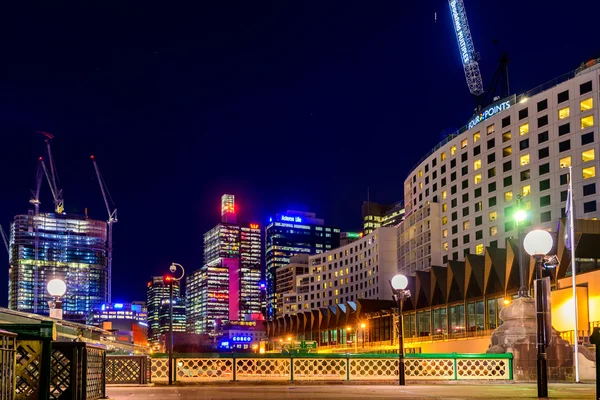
400, 61, 600, 275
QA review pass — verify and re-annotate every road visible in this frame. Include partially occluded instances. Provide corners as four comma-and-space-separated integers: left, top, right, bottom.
107, 383, 596, 399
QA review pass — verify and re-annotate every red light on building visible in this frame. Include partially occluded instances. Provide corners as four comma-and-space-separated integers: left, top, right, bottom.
164, 276, 172, 282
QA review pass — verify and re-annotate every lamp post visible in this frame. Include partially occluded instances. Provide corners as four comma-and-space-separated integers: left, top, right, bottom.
47, 278, 67, 320
523, 230, 553, 399
390, 274, 411, 386
346, 326, 358, 353
167, 262, 185, 386
514, 195, 529, 297
361, 323, 366, 349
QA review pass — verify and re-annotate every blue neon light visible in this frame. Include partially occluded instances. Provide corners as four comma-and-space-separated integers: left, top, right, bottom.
281, 215, 302, 223
114, 303, 124, 309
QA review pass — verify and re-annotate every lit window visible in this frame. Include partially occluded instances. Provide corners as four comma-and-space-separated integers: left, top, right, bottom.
558, 106, 570, 120
451, 145, 457, 155
503, 146, 512, 157
474, 173, 482, 184
442, 190, 447, 199
582, 149, 595, 162
442, 229, 448, 238
461, 139, 468, 148
504, 191, 513, 201
583, 166, 596, 180
581, 98, 593, 112
502, 132, 511, 142
475, 244, 484, 255
442, 203, 447, 212
582, 115, 594, 129
418, 170, 423, 177
487, 124, 495, 135
489, 211, 497, 221
442, 216, 448, 225
443, 242, 449, 251
419, 182, 423, 189
489, 226, 498, 236
441, 152, 447, 161
473, 132, 480, 142
474, 159, 482, 170
520, 154, 530, 166
463, 220, 470, 230
519, 123, 529, 135
559, 156, 571, 168
521, 185, 531, 197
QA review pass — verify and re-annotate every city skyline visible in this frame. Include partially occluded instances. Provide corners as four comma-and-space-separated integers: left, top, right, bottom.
2, 1, 600, 305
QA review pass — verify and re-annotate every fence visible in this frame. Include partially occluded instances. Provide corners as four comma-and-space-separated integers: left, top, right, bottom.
50, 342, 106, 400
148, 353, 512, 383
0, 329, 17, 400
106, 356, 151, 385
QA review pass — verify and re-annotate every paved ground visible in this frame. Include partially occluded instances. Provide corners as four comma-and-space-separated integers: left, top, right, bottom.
107, 383, 597, 399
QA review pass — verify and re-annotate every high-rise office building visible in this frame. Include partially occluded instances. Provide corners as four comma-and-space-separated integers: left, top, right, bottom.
8, 212, 108, 324
362, 201, 405, 234
146, 276, 185, 346
87, 302, 149, 347
187, 194, 263, 335
265, 210, 340, 318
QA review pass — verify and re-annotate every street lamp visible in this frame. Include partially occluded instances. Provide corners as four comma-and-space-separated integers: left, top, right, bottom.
514, 195, 529, 297
346, 326, 358, 353
523, 230, 553, 399
167, 262, 185, 386
360, 323, 366, 349
47, 278, 67, 320
390, 274, 411, 386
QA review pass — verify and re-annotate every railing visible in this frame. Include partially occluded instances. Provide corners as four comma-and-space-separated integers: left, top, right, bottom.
0, 329, 17, 400
149, 353, 513, 383
106, 355, 151, 385
50, 342, 106, 400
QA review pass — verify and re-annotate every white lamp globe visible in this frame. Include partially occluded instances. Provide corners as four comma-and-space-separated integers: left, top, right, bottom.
523, 230, 553, 256
47, 279, 67, 297
391, 274, 408, 290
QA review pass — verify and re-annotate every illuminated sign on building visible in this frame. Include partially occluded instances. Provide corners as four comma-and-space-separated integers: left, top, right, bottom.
232, 336, 252, 342
467, 96, 516, 129
281, 215, 302, 223
250, 223, 259, 229
114, 303, 124, 309
449, 0, 469, 64
346, 232, 361, 238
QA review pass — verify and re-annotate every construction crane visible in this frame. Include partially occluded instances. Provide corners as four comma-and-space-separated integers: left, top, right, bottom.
448, 0, 484, 98
30, 158, 44, 312
0, 225, 8, 257
29, 159, 44, 215
91, 155, 118, 303
38, 132, 64, 213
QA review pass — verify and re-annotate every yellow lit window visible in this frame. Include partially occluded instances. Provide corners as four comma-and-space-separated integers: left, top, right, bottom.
475, 244, 484, 255
489, 211, 497, 221
519, 123, 529, 135
451, 145, 457, 155
463, 220, 470, 230
582, 149, 595, 162
582, 115, 594, 129
487, 124, 495, 135
558, 106, 570, 120
442, 216, 448, 225
583, 166, 596, 179
473, 132, 480, 142
503, 146, 512, 157
441, 152, 447, 161
489, 226, 498, 236
521, 185, 531, 197
418, 169, 423, 177
442, 190, 447, 199
559, 156, 571, 168
334, 289, 338, 296
442, 229, 448, 238
474, 173, 482, 184
520, 154, 530, 166
504, 191, 513, 201
461, 139, 468, 148
581, 98, 593, 112
419, 182, 423, 189
474, 159, 482, 170
502, 131, 511, 142
443, 242, 449, 251
442, 203, 447, 212
334, 271, 338, 277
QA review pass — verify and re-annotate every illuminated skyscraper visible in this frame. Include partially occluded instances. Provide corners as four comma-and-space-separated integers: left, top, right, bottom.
146, 276, 185, 346
265, 210, 340, 318
8, 212, 108, 324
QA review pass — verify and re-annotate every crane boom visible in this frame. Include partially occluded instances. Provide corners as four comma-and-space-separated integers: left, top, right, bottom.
37, 132, 64, 213
449, 0, 484, 97
29, 158, 44, 215
91, 155, 117, 303
0, 225, 8, 256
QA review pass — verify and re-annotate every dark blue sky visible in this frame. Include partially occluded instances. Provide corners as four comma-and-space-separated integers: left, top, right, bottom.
1, 1, 599, 304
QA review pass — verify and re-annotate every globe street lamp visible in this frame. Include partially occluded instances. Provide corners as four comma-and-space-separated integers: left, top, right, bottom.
390, 274, 411, 386
523, 230, 553, 399
514, 195, 529, 297
47, 278, 66, 320
167, 262, 185, 386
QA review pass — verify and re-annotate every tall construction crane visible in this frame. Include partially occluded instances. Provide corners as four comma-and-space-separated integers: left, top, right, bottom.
448, 0, 484, 98
91, 155, 118, 303
38, 132, 64, 213
30, 158, 45, 312
0, 225, 8, 257
29, 159, 44, 215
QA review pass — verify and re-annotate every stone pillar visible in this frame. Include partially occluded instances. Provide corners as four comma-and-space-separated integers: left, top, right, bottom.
486, 297, 574, 381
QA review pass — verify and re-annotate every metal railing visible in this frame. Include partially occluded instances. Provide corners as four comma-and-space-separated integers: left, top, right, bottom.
0, 329, 17, 400
106, 355, 151, 385
149, 353, 513, 383
51, 342, 106, 400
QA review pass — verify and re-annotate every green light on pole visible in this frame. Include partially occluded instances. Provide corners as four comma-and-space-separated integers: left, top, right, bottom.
514, 209, 527, 224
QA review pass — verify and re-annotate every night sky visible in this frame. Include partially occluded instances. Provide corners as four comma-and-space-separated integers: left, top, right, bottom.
1, 1, 599, 305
